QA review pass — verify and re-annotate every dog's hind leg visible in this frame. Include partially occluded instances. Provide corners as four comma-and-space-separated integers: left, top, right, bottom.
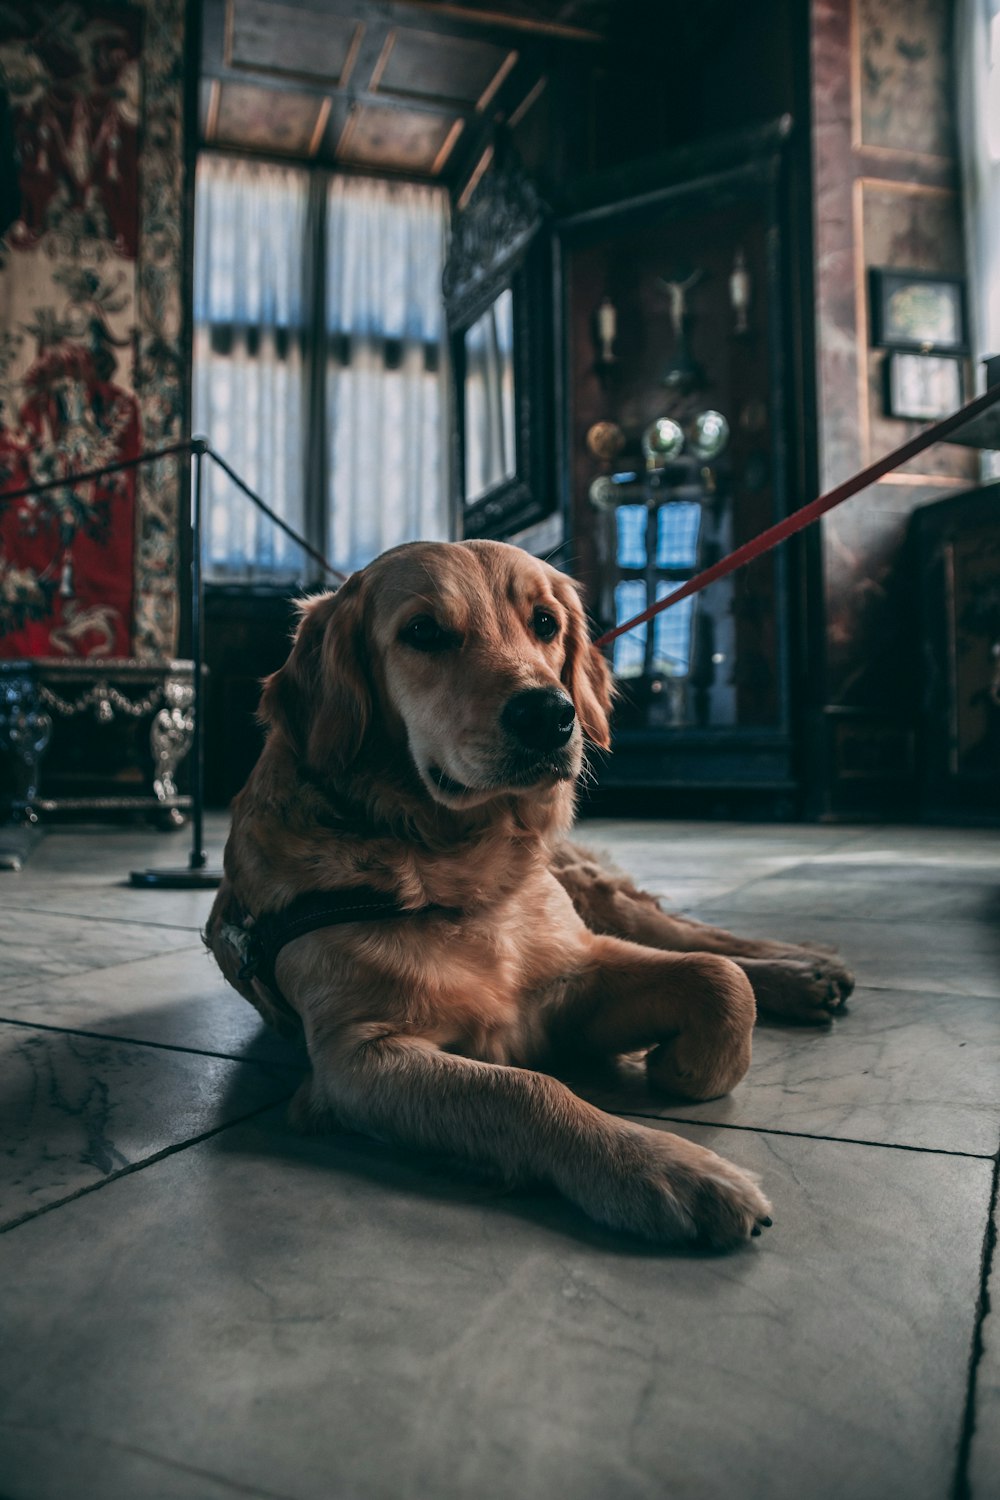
550, 841, 854, 1024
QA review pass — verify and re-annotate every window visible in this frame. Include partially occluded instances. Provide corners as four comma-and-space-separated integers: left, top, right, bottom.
193, 156, 451, 581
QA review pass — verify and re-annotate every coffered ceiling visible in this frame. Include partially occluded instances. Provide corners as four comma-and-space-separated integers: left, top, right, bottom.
200, 0, 612, 184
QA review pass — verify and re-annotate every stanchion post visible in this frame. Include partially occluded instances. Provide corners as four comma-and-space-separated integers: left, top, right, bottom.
128, 435, 223, 888
189, 437, 208, 872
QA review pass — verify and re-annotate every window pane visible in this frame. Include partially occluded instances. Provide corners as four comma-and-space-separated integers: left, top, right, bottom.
325, 175, 451, 574
613, 580, 647, 677
653, 584, 694, 676
326, 175, 447, 342
615, 505, 647, 569
194, 155, 307, 329
193, 155, 309, 579
656, 501, 701, 568
464, 288, 515, 500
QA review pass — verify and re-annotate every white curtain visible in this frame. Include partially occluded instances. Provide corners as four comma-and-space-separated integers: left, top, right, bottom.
958, 1, 1000, 362
325, 175, 451, 574
193, 155, 309, 578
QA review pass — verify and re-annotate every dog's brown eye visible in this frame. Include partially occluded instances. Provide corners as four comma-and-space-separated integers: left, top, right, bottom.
401, 615, 456, 652
532, 608, 559, 642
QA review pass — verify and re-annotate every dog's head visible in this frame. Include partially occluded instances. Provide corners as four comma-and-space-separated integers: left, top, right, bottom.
259, 540, 612, 810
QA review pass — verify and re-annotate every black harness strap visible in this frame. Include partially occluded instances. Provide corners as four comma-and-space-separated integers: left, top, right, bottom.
231, 887, 455, 1001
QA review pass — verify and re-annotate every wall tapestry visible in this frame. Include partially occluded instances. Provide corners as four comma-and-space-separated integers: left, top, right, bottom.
0, 0, 186, 661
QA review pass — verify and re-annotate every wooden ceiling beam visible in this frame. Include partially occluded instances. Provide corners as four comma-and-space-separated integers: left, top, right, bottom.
392, 0, 604, 43
203, 0, 605, 57
203, 63, 483, 122
445, 46, 549, 193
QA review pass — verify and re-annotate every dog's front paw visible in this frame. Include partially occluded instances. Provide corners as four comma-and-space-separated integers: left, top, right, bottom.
570, 1127, 773, 1251
741, 954, 854, 1025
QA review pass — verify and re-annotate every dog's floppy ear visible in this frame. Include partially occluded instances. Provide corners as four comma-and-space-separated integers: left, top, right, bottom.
555, 573, 614, 750
258, 574, 370, 772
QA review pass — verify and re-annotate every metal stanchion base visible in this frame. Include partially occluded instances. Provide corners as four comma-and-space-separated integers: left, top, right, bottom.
128, 865, 223, 889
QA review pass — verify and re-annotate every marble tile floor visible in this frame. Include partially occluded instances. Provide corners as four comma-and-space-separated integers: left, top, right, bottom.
0, 814, 997, 1500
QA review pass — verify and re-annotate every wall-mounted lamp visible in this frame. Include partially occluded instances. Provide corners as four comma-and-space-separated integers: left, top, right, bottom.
593, 294, 618, 378
729, 247, 751, 336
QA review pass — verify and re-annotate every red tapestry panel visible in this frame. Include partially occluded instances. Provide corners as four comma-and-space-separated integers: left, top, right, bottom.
0, 3, 142, 659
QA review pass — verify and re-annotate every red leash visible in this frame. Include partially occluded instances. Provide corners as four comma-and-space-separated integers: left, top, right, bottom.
591, 384, 1000, 650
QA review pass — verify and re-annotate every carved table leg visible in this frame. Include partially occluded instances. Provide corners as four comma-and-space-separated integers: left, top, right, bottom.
149, 674, 195, 829
0, 673, 52, 870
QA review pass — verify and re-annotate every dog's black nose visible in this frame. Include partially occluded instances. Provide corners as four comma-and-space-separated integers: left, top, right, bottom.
502, 688, 576, 751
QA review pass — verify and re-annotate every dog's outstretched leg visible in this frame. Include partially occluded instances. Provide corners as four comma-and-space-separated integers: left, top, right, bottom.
295, 1027, 771, 1251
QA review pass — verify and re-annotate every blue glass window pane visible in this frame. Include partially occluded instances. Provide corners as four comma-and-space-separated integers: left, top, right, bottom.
656, 502, 701, 568
652, 583, 694, 676
613, 580, 647, 676
615, 505, 647, 569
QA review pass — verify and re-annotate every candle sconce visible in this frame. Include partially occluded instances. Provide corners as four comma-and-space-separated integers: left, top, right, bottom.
592, 294, 619, 383
658, 268, 706, 393
729, 247, 751, 336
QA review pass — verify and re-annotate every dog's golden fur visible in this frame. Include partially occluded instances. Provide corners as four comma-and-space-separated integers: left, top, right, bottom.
207, 540, 853, 1249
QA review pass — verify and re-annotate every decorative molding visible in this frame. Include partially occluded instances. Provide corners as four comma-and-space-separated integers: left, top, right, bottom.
151, 674, 195, 805
0, 673, 51, 816
443, 138, 545, 328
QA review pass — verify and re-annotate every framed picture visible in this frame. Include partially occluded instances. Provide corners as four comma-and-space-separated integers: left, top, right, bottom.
884, 350, 964, 421
870, 269, 968, 353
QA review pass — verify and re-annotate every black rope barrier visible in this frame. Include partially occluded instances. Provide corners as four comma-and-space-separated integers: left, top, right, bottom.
0, 433, 346, 884
0, 436, 344, 582
0, 438, 199, 505
206, 445, 345, 583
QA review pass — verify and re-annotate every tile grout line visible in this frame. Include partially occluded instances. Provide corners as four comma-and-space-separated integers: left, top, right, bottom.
0, 1094, 294, 1237
951, 1140, 1000, 1500
3, 1013, 997, 1161
0, 900, 205, 932
614, 1108, 1000, 1162
684, 908, 1000, 930
0, 947, 211, 991
0, 1420, 301, 1500
0, 1011, 304, 1070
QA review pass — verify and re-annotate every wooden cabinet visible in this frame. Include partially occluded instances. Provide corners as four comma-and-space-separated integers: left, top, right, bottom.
912, 484, 1000, 823
0, 659, 195, 825
555, 121, 804, 811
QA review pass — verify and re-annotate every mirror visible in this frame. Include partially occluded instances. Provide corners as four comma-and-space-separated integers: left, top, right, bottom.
463, 288, 516, 504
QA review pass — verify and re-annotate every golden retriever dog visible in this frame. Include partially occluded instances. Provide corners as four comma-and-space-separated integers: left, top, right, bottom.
207, 540, 853, 1250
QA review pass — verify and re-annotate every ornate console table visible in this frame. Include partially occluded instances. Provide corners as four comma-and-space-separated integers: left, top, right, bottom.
0, 659, 196, 837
